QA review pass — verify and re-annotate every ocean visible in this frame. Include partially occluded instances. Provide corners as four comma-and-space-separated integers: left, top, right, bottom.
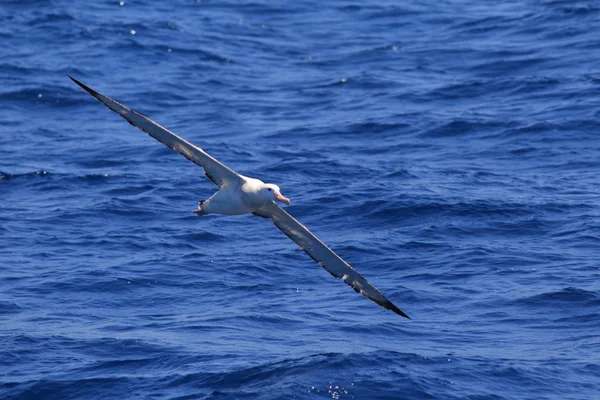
1, 1, 599, 399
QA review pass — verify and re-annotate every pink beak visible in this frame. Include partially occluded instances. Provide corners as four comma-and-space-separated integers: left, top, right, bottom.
275, 191, 291, 205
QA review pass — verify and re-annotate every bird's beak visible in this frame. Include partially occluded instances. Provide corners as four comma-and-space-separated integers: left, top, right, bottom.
275, 192, 291, 205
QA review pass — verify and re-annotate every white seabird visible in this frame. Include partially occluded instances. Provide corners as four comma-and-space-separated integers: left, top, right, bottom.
70, 76, 410, 319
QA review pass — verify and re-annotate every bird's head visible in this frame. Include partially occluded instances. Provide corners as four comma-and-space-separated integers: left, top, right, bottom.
261, 183, 291, 205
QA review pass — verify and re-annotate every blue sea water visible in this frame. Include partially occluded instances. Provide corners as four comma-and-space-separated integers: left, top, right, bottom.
1, 0, 600, 398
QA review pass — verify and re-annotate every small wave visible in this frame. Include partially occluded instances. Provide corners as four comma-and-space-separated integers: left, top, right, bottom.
0, 85, 90, 108
518, 287, 600, 308
472, 56, 551, 77
555, 312, 600, 325
361, 198, 542, 222
340, 121, 411, 136
0, 300, 22, 314
552, 4, 600, 15
151, 45, 234, 64
420, 119, 506, 138
425, 78, 505, 100
29, 12, 75, 25
0, 170, 50, 182
174, 231, 228, 243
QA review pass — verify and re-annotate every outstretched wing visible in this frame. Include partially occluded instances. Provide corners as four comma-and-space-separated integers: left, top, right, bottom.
70, 76, 242, 188
253, 201, 410, 318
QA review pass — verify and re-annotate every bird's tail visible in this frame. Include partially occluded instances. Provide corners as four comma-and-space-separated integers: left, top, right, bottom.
193, 200, 206, 216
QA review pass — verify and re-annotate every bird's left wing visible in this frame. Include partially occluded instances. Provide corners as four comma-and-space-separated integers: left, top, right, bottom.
69, 76, 243, 189
253, 201, 410, 318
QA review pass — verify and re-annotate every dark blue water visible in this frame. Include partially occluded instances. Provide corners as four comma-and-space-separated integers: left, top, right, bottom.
2, 1, 600, 399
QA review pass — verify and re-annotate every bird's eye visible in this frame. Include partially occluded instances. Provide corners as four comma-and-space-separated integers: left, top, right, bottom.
267, 188, 272, 191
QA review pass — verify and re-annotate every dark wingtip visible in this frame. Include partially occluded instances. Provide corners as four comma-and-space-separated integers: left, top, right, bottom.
68, 75, 82, 86
68, 75, 100, 98
387, 302, 411, 319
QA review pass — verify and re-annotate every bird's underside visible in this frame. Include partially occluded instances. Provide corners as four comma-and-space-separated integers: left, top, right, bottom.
70, 76, 410, 319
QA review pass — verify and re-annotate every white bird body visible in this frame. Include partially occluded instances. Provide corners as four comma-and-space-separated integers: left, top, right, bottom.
70, 76, 410, 319
201, 183, 249, 215
201, 177, 284, 216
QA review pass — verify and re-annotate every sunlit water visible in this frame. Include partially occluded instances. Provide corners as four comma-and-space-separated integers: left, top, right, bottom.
1, 1, 599, 399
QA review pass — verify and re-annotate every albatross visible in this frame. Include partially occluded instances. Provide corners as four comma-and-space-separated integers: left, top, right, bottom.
69, 76, 410, 319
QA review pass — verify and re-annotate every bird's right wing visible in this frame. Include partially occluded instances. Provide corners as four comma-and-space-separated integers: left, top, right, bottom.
253, 201, 409, 318
70, 76, 243, 189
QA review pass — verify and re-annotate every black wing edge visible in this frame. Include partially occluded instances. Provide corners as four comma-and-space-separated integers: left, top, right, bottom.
254, 207, 411, 319
68, 75, 220, 186
378, 297, 411, 319
69, 75, 101, 98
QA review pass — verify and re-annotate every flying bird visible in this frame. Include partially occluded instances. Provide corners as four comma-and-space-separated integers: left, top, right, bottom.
69, 76, 410, 319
